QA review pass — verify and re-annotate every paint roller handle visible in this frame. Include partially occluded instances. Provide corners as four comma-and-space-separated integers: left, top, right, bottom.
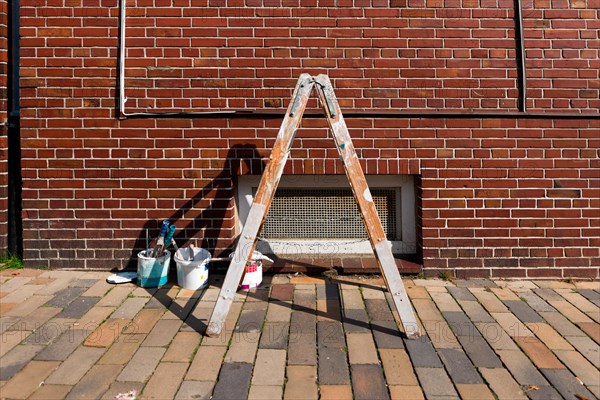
152, 220, 170, 257
188, 243, 196, 261
164, 225, 176, 249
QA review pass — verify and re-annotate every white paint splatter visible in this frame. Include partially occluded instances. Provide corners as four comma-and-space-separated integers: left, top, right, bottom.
363, 189, 373, 202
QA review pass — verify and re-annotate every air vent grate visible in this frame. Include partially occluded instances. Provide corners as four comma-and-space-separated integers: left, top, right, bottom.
260, 188, 398, 240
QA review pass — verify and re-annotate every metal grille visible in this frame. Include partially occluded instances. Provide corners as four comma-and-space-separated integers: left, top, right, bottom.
260, 188, 398, 240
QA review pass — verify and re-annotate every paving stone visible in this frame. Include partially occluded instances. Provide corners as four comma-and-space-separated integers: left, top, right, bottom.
534, 288, 564, 302
0, 276, 33, 292
36, 278, 73, 296
458, 300, 496, 323
407, 285, 431, 299
514, 336, 565, 369
0, 344, 44, 380
447, 286, 477, 301
288, 332, 317, 365
491, 312, 534, 337
5, 294, 53, 317
122, 307, 164, 335
266, 301, 293, 322
554, 349, 600, 387
131, 286, 156, 297
578, 289, 600, 307
388, 385, 425, 400
442, 311, 479, 338
365, 299, 394, 321
97, 333, 145, 365
503, 300, 545, 323
319, 385, 353, 400
224, 333, 260, 363
46, 346, 106, 385
540, 311, 587, 337
526, 322, 574, 350
496, 280, 538, 290
69, 278, 98, 288
0, 315, 19, 332
0, 303, 15, 315
29, 384, 73, 400
0, 328, 31, 358
270, 284, 294, 301
12, 306, 61, 333
362, 286, 386, 300
259, 322, 289, 349
100, 381, 144, 400
428, 291, 462, 312
347, 333, 379, 364
475, 322, 518, 351
0, 360, 60, 399
24, 318, 76, 346
111, 297, 149, 320
163, 331, 201, 362
46, 286, 87, 308
350, 364, 390, 400
438, 348, 483, 384
186, 344, 227, 381
142, 318, 182, 347
536, 281, 575, 289
142, 362, 189, 399
379, 349, 418, 386
181, 302, 211, 332
66, 364, 122, 400
470, 288, 509, 312
290, 308, 316, 336
578, 321, 600, 344
340, 288, 364, 310
541, 367, 596, 400
163, 297, 199, 321
247, 385, 283, 400
35, 328, 88, 361
342, 308, 371, 334
76, 306, 115, 330
57, 296, 101, 319
117, 346, 166, 382
565, 335, 600, 368
318, 346, 350, 385
252, 348, 287, 386
371, 320, 405, 349
415, 367, 459, 399
82, 279, 112, 297
284, 365, 318, 400
496, 349, 549, 386
210, 362, 253, 399
290, 276, 325, 284
317, 320, 345, 348
480, 368, 527, 400
518, 292, 556, 312
175, 381, 214, 400
84, 318, 130, 347
316, 284, 339, 300
491, 287, 521, 301
404, 336, 443, 368
0, 284, 44, 304
316, 299, 342, 321
454, 384, 495, 400
458, 334, 503, 368
294, 288, 316, 309
96, 286, 134, 307
589, 385, 600, 399
455, 279, 496, 288
236, 308, 267, 333
414, 279, 454, 287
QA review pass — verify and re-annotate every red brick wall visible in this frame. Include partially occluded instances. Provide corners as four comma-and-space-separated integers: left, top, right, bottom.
18, 0, 599, 277
0, 0, 8, 253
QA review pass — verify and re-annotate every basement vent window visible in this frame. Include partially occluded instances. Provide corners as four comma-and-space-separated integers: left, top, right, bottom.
236, 175, 417, 256
261, 188, 398, 240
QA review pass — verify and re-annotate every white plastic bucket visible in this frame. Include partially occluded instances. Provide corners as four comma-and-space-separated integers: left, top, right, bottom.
174, 247, 211, 290
137, 250, 171, 288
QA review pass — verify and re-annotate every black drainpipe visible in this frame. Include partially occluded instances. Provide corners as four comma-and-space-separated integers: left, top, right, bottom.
7, 0, 22, 257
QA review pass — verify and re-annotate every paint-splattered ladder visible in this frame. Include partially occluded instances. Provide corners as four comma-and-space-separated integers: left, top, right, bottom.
206, 74, 421, 339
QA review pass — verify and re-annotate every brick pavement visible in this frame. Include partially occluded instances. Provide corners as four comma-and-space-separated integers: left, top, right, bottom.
0, 269, 599, 399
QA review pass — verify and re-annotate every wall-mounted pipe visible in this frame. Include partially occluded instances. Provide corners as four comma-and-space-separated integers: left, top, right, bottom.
8, 0, 23, 256
514, 0, 528, 112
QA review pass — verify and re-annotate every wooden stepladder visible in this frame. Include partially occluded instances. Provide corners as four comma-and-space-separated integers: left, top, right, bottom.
206, 74, 421, 339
